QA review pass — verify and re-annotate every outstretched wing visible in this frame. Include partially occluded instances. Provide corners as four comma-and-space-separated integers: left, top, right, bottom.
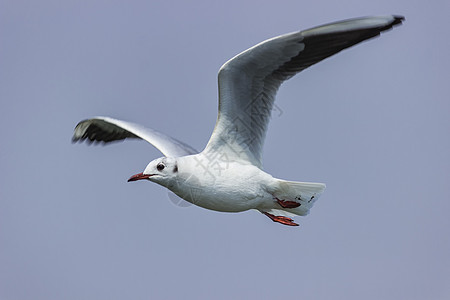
204, 15, 404, 168
72, 116, 197, 157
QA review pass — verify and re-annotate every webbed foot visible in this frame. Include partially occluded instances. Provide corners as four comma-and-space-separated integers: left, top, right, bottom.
277, 198, 301, 208
262, 212, 299, 226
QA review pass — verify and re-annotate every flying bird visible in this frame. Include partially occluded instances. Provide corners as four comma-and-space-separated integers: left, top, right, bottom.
73, 15, 404, 226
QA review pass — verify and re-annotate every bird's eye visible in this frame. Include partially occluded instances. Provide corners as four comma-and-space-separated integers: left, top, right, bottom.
157, 163, 165, 171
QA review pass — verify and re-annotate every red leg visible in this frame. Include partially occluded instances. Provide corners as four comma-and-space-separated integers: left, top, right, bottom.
263, 212, 299, 226
277, 198, 301, 208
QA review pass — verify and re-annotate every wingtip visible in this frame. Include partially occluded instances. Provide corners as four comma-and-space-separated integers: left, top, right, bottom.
376, 15, 405, 33
71, 135, 83, 144
392, 15, 405, 26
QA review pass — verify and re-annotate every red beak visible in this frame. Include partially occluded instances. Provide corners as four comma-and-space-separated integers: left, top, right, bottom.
127, 172, 152, 182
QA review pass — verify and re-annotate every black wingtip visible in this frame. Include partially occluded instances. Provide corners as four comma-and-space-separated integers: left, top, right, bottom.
392, 15, 405, 26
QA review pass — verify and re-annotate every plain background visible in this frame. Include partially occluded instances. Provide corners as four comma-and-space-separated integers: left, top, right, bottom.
1, 0, 449, 299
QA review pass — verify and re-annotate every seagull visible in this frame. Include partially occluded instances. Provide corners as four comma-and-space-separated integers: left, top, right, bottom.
73, 15, 404, 226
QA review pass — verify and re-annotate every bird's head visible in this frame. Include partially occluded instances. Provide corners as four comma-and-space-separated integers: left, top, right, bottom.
128, 157, 179, 187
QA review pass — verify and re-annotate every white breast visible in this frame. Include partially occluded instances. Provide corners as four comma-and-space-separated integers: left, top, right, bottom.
169, 155, 276, 212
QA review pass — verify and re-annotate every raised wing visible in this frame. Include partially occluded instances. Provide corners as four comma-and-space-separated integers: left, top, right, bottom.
73, 116, 197, 157
204, 15, 404, 168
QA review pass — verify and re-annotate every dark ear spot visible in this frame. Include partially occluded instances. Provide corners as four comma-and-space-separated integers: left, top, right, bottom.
173, 164, 178, 173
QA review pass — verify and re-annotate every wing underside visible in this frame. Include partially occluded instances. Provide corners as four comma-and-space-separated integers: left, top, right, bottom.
204, 15, 404, 168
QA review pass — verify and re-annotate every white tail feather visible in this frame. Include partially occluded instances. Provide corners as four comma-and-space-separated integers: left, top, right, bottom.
273, 179, 326, 216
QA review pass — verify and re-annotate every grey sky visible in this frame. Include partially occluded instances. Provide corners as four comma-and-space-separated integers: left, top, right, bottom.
1, 0, 449, 299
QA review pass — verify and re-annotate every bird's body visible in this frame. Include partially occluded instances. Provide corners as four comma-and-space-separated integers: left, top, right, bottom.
167, 155, 275, 213
73, 15, 404, 226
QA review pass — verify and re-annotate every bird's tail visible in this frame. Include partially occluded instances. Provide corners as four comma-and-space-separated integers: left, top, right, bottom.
269, 179, 326, 216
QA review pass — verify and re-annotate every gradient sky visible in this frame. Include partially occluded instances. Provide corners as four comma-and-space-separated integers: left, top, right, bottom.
1, 0, 449, 299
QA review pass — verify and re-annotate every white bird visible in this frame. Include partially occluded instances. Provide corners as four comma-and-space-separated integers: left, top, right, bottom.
73, 15, 404, 226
